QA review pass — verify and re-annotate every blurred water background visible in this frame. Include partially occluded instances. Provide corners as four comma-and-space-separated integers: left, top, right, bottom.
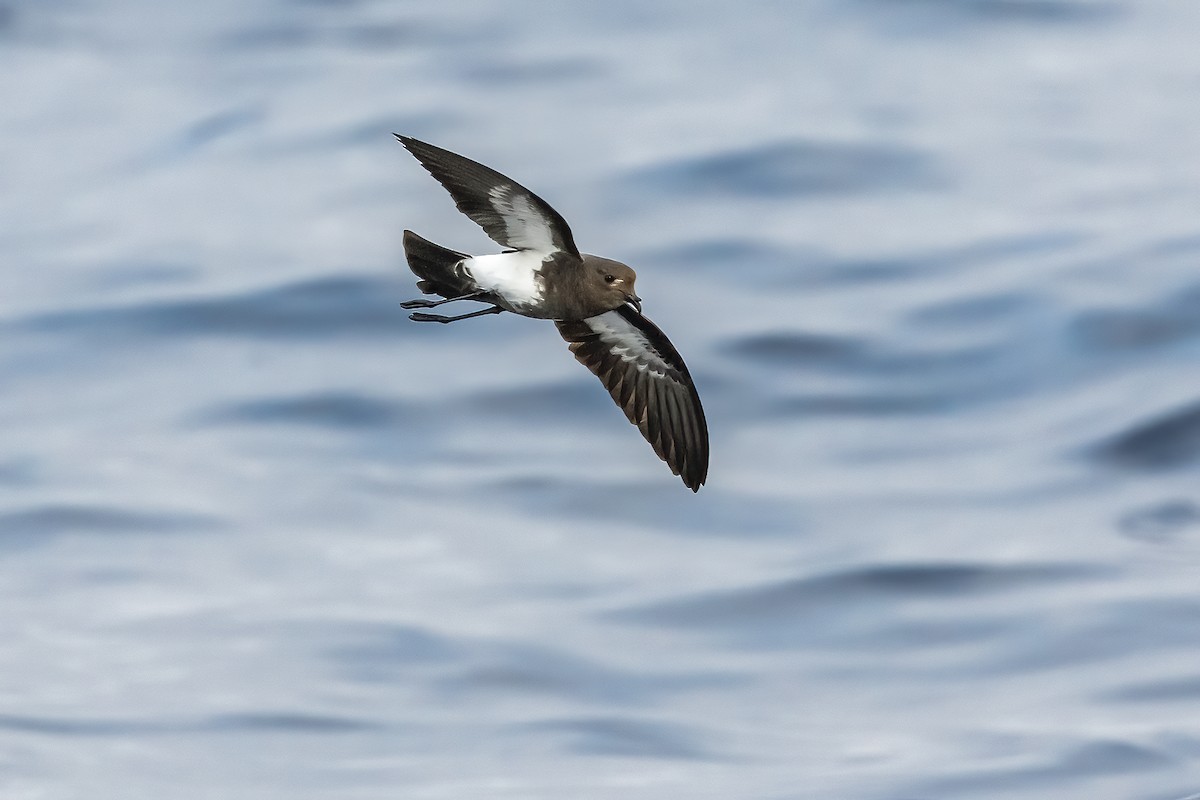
3, 0, 1200, 797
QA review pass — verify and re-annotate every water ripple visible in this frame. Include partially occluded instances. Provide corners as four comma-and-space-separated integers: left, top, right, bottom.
916, 737, 1173, 797
0, 504, 218, 541
194, 392, 415, 430
216, 16, 439, 52
514, 716, 718, 760
1092, 401, 1200, 470
0, 712, 377, 737
1072, 284, 1200, 352
853, 0, 1120, 29
482, 477, 798, 536
1118, 500, 1200, 543
728, 330, 1019, 415
723, 331, 865, 366
327, 624, 463, 683
436, 643, 735, 706
15, 277, 407, 341
608, 562, 1105, 635
625, 139, 943, 199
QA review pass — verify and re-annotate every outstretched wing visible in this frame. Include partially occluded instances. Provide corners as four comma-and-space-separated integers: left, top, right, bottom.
556, 305, 709, 491
396, 135, 580, 257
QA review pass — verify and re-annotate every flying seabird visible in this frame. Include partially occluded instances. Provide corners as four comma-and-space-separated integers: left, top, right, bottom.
394, 135, 708, 492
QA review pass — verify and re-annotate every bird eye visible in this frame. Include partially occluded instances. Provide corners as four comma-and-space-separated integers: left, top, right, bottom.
604, 274, 616, 283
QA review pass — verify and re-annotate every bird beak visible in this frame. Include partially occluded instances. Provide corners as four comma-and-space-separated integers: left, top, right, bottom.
625, 294, 642, 314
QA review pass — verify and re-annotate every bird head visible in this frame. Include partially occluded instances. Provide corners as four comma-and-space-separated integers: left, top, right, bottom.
587, 257, 641, 314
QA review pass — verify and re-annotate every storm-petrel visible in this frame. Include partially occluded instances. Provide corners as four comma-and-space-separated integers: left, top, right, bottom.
395, 135, 708, 491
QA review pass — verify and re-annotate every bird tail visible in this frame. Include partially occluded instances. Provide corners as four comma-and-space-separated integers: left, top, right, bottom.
402, 230, 473, 298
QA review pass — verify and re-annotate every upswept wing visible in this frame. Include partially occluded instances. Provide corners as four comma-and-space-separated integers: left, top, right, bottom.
396, 135, 580, 256
556, 305, 708, 491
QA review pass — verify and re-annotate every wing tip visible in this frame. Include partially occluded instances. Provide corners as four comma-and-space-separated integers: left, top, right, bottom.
393, 133, 421, 153
395, 134, 445, 162
681, 461, 708, 492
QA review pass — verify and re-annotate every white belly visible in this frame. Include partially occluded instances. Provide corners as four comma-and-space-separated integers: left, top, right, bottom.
462, 251, 545, 309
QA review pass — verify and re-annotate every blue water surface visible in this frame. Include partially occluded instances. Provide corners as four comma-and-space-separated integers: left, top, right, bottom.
3, 1, 1200, 798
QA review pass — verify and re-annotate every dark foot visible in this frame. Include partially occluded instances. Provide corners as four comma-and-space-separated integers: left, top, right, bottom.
408, 306, 505, 324
401, 291, 487, 310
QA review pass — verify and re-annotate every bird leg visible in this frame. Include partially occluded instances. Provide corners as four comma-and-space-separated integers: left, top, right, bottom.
409, 305, 505, 324
401, 291, 488, 309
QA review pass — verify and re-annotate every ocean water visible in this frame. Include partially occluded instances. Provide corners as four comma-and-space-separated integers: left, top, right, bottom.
3, 1, 1200, 797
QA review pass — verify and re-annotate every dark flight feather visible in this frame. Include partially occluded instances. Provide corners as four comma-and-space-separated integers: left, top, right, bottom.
556, 305, 708, 491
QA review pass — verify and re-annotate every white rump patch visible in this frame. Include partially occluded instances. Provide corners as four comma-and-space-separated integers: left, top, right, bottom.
462, 251, 545, 308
